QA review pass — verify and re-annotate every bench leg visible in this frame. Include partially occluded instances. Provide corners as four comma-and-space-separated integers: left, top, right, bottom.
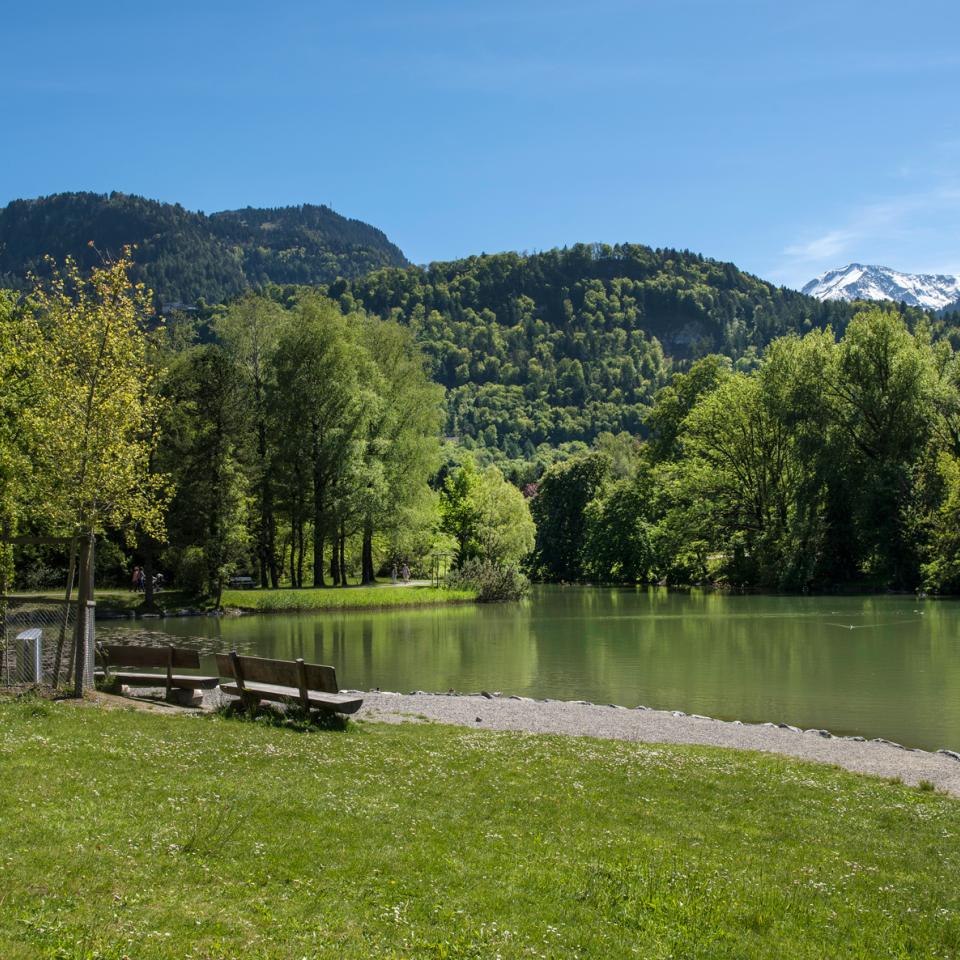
167, 688, 203, 708
240, 692, 260, 714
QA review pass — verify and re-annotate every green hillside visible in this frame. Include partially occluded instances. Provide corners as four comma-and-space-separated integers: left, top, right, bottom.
0, 192, 408, 306
327, 243, 860, 456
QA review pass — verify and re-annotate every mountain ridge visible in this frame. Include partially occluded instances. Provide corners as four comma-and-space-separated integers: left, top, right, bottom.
0, 191, 408, 306
802, 263, 960, 311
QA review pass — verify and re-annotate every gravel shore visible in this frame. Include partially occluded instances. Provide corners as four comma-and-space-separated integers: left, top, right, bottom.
354, 691, 960, 796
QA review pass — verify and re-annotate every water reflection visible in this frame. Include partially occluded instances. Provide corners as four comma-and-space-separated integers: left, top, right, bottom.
98, 586, 960, 751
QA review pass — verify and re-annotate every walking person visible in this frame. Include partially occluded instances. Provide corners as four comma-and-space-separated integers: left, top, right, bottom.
137, 567, 145, 593
401, 562, 410, 584
391, 563, 398, 585
131, 566, 140, 593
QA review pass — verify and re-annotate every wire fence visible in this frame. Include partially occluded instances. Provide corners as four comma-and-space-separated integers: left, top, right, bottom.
0, 596, 95, 690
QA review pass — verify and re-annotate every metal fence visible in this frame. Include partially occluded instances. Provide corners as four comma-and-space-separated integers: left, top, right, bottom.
0, 596, 95, 690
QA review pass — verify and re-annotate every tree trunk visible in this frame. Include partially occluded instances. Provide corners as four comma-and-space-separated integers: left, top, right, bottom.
289, 519, 298, 588
313, 527, 325, 587
330, 537, 340, 586
296, 520, 305, 589
72, 533, 94, 697
361, 520, 375, 584
266, 502, 279, 588
142, 537, 156, 611
52, 537, 77, 687
313, 465, 326, 586
339, 523, 347, 587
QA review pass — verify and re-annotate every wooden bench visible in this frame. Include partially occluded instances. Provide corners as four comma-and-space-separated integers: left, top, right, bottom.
97, 643, 219, 704
227, 575, 256, 589
216, 651, 363, 715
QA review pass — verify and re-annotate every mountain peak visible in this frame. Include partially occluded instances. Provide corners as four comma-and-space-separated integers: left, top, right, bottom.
802, 263, 960, 311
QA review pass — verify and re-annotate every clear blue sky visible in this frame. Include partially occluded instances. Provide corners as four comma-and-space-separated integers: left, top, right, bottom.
2, 0, 959, 288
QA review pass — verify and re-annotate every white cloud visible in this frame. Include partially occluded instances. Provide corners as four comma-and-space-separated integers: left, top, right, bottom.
773, 182, 960, 287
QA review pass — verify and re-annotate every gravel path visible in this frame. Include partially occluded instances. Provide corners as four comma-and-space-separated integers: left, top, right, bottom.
354, 691, 960, 796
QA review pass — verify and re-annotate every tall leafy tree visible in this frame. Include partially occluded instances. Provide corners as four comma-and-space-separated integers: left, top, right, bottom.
21, 256, 169, 539
161, 345, 250, 605
355, 317, 444, 583
215, 294, 285, 587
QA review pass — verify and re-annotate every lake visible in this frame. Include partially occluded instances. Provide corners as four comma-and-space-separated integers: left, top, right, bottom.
97, 586, 960, 751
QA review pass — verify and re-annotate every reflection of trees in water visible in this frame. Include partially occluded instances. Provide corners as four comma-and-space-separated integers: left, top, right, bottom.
97, 590, 960, 749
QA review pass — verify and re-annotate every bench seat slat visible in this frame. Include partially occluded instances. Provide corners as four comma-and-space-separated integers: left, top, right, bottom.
111, 671, 219, 689
219, 681, 363, 714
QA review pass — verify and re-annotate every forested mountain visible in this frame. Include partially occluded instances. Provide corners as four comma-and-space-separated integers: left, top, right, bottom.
325, 244, 861, 457
0, 192, 407, 305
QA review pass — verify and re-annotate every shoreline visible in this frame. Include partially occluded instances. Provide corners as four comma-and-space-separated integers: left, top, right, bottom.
352, 690, 960, 797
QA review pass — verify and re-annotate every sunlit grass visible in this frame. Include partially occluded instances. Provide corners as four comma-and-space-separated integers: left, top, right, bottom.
219, 584, 476, 612
0, 700, 957, 958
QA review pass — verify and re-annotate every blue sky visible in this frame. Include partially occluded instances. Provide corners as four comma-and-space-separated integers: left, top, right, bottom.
2, 0, 958, 288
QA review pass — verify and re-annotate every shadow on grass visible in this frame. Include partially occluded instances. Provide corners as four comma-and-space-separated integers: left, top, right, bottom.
214, 699, 352, 733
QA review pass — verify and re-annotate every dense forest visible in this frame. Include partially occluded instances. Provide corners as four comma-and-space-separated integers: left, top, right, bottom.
326, 244, 884, 456
529, 308, 960, 593
0, 193, 407, 306
7, 226, 960, 597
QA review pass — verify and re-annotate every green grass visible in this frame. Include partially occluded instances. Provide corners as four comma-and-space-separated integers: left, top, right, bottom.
0, 700, 957, 959
22, 585, 476, 616
218, 584, 476, 612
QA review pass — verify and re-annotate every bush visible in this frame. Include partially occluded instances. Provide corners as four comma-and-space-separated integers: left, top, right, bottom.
95, 538, 130, 588
447, 558, 529, 602
172, 546, 209, 598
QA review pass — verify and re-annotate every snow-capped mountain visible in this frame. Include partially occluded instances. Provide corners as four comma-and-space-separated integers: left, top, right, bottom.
801, 264, 960, 311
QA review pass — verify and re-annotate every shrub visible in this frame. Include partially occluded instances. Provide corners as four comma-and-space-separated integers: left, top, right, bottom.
174, 546, 209, 598
447, 558, 529, 602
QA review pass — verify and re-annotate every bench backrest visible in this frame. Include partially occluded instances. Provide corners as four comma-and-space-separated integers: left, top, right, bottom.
100, 644, 201, 670
216, 653, 338, 693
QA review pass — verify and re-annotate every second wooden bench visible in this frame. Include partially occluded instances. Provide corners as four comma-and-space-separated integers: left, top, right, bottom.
216, 652, 363, 715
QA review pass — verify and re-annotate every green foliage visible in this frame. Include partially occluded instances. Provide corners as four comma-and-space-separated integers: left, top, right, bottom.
531, 451, 610, 580
582, 472, 656, 583
447, 557, 530, 602
14, 256, 169, 539
0, 192, 407, 306
158, 292, 445, 599
921, 453, 960, 593
331, 243, 863, 454
654, 307, 947, 590
439, 459, 536, 567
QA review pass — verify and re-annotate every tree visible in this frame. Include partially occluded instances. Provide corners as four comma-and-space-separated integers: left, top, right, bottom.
21, 256, 169, 539
645, 354, 731, 462
439, 459, 535, 567
268, 295, 369, 587
161, 345, 250, 604
530, 452, 609, 580
215, 294, 285, 587
827, 308, 936, 584
355, 317, 444, 583
582, 470, 656, 583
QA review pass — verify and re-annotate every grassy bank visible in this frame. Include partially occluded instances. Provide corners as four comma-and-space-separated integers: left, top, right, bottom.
26, 584, 477, 616
219, 584, 476, 612
0, 701, 957, 958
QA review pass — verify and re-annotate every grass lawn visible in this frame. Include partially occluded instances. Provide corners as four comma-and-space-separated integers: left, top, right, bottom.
219, 584, 476, 612
0, 700, 957, 959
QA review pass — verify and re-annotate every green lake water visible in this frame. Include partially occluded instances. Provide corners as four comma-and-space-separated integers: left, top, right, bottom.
97, 586, 960, 751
